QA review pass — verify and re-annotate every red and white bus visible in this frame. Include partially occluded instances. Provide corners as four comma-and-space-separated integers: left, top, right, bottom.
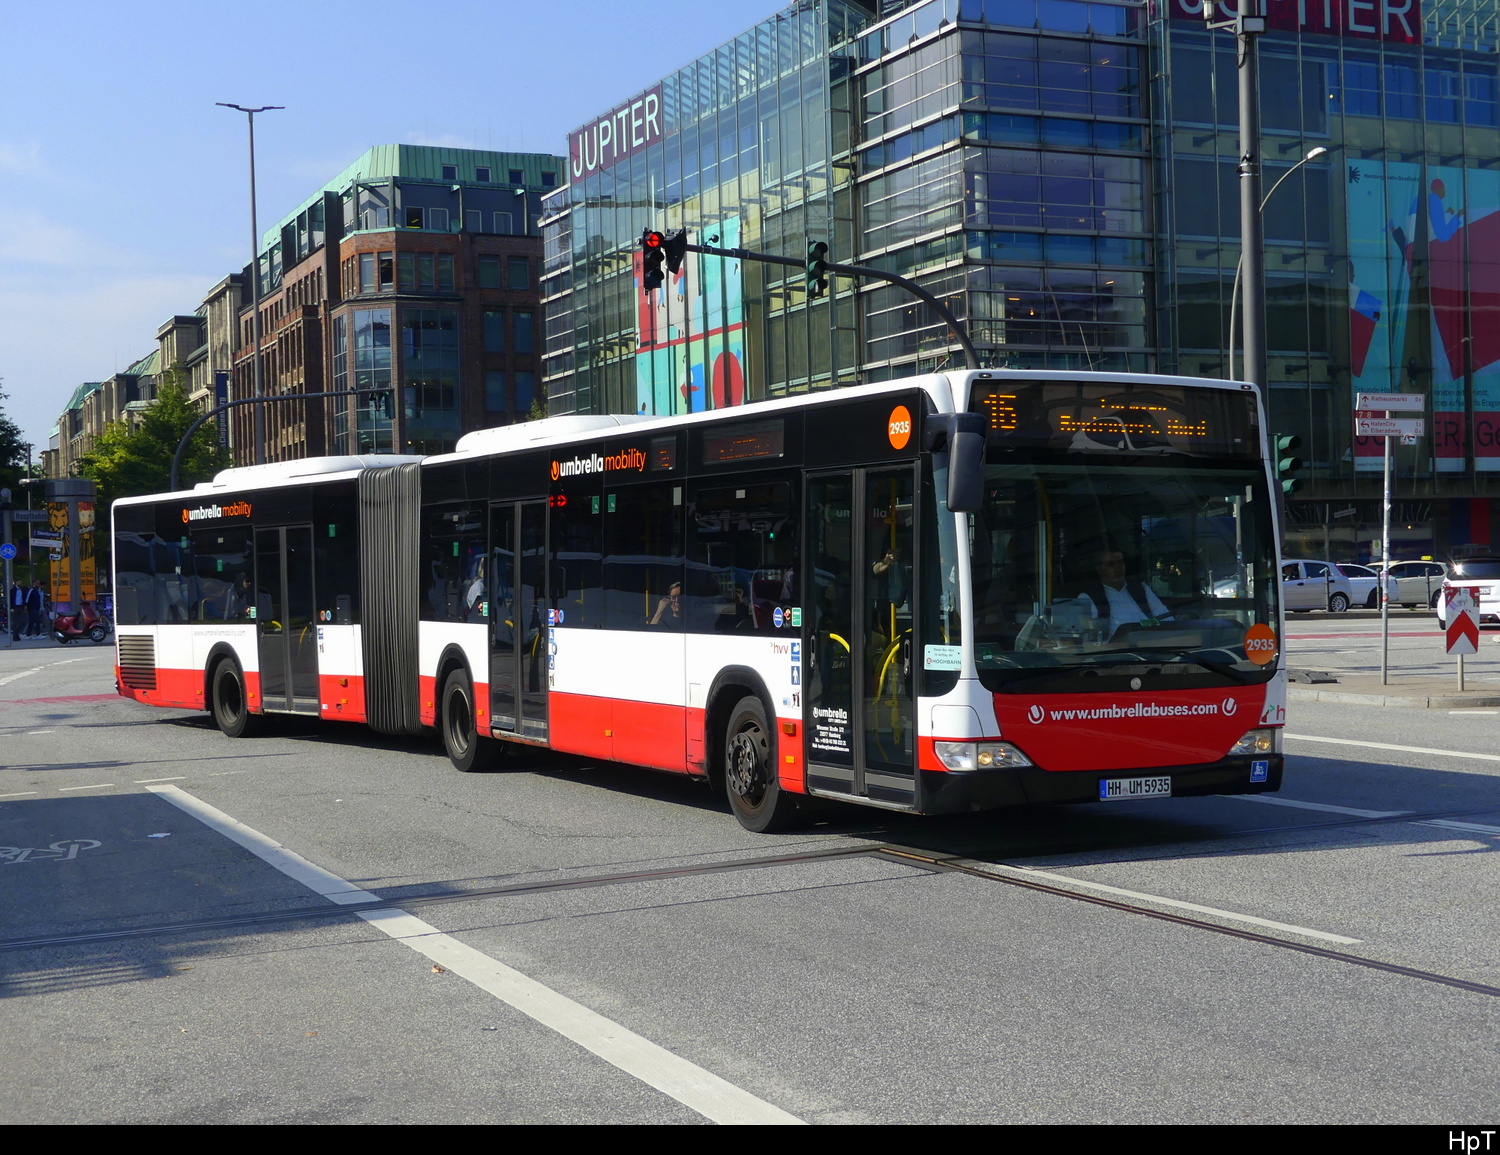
112, 370, 1285, 831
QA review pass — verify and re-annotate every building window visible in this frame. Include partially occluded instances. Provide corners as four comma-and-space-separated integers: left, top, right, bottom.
484, 310, 506, 353
515, 371, 536, 413
541, 172, 556, 188
507, 256, 530, 290
465, 209, 484, 233
442, 164, 458, 181
478, 256, 501, 289
437, 253, 454, 291
360, 253, 375, 293
475, 167, 491, 182
429, 207, 449, 232
485, 370, 507, 411
378, 251, 394, 290
514, 311, 535, 354
508, 169, 524, 185
405, 207, 425, 229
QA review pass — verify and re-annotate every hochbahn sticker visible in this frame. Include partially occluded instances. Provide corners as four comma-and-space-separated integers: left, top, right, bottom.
1243, 623, 1277, 665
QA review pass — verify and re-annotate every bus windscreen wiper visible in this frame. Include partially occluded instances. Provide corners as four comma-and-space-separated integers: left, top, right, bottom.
1130, 649, 1256, 684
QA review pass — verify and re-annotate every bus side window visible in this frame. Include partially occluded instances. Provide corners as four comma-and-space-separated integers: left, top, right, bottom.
604, 482, 683, 630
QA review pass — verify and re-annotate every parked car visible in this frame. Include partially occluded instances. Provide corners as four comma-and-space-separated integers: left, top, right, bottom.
1280, 559, 1355, 613
1379, 559, 1448, 609
1432, 556, 1500, 628
1335, 563, 1398, 609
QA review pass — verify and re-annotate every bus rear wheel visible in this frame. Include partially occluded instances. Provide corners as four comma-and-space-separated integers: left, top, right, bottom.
441, 669, 501, 772
724, 697, 802, 833
211, 659, 264, 739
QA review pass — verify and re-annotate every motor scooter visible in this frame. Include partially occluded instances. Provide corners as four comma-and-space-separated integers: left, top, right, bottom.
52, 602, 111, 644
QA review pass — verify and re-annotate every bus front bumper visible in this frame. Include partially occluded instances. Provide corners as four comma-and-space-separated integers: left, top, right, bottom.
917, 754, 1285, 815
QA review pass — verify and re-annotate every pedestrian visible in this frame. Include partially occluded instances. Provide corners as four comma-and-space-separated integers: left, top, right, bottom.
9, 582, 23, 642
25, 580, 46, 637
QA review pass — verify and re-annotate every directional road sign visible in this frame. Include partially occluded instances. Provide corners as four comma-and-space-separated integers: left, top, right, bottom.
1445, 586, 1480, 656
1355, 417, 1425, 438
1356, 393, 1424, 411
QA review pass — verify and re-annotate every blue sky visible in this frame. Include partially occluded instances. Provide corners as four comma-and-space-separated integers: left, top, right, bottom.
0, 0, 767, 453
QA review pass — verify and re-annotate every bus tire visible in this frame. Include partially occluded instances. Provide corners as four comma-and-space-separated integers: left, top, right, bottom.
441, 668, 500, 773
724, 696, 802, 833
211, 658, 264, 739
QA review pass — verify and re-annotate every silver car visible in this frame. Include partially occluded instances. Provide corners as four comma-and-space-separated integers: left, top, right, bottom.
1380, 560, 1448, 609
1281, 559, 1355, 613
1336, 563, 1398, 609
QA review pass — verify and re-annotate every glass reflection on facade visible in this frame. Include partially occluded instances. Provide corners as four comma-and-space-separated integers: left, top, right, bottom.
544, 0, 1500, 556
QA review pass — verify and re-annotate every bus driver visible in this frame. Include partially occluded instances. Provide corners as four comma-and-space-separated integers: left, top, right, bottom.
1080, 549, 1172, 640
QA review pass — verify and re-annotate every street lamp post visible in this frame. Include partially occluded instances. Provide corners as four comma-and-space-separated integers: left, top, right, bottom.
217, 102, 283, 466
1227, 146, 1329, 381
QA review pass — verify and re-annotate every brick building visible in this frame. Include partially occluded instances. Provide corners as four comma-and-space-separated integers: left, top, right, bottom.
231, 145, 563, 462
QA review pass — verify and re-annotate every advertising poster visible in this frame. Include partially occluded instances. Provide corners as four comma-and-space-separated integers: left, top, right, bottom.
1457, 169, 1500, 470
635, 215, 746, 416
1346, 160, 1418, 472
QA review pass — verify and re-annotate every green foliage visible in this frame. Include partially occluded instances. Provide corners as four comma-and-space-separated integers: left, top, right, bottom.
527, 387, 548, 423
77, 369, 229, 510
0, 380, 30, 496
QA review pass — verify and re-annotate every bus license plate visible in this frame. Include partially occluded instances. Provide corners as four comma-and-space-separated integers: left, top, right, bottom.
1099, 776, 1172, 801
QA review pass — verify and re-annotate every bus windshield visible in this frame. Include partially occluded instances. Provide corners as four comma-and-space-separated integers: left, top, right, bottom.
969, 460, 1277, 690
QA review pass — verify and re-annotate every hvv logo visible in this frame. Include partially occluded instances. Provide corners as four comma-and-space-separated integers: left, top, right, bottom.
1222, 697, 1238, 716
1027, 704, 1045, 725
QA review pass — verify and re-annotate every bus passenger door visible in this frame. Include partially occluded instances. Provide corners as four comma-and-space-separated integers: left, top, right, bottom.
254, 524, 319, 714
489, 500, 550, 741
803, 468, 917, 804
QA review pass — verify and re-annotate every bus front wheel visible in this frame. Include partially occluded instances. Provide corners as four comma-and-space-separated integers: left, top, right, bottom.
442, 669, 501, 772
211, 659, 264, 739
724, 697, 802, 833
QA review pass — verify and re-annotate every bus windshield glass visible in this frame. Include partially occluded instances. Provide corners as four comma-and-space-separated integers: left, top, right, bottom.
969, 461, 1276, 691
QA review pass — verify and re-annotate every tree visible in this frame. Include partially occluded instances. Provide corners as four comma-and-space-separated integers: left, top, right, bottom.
0, 379, 30, 496
77, 369, 230, 511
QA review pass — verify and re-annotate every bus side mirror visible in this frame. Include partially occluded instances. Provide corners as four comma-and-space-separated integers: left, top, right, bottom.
929, 414, 985, 513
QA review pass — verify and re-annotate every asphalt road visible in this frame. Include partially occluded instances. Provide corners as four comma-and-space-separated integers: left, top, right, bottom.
2, 632, 1498, 1124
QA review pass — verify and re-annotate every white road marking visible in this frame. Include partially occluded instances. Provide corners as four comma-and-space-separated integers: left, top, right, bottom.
0, 666, 46, 688
57, 783, 115, 792
1286, 733, 1500, 764
147, 784, 804, 1125
960, 861, 1362, 945
1225, 795, 1409, 819
1230, 793, 1500, 839
1449, 710, 1500, 715
1417, 819, 1500, 837
0, 791, 38, 798
26, 730, 54, 735
134, 776, 186, 784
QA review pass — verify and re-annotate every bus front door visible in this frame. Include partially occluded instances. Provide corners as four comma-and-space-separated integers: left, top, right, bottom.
489, 500, 550, 742
254, 525, 319, 714
804, 468, 916, 805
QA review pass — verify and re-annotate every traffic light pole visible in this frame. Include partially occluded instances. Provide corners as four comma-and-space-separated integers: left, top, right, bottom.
1381, 417, 1393, 685
680, 240, 981, 370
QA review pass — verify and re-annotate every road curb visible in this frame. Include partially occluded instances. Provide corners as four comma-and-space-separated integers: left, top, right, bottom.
1288, 686, 1500, 709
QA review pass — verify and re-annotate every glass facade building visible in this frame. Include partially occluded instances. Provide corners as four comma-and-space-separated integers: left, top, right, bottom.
543, 0, 1500, 557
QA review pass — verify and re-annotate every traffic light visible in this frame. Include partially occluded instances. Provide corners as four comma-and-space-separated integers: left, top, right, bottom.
806, 240, 828, 298
641, 229, 666, 290
1274, 433, 1304, 495
664, 230, 688, 275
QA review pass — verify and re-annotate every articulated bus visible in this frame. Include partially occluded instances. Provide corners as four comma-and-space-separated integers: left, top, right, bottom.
112, 370, 1285, 831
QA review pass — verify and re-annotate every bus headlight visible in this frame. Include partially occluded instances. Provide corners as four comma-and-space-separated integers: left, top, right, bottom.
1228, 728, 1281, 756
934, 741, 1034, 771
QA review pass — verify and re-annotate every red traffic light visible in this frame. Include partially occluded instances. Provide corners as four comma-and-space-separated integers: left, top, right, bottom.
643, 230, 665, 249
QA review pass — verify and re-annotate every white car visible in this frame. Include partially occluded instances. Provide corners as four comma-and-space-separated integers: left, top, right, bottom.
1335, 563, 1398, 609
1433, 557, 1500, 628
1281, 559, 1355, 613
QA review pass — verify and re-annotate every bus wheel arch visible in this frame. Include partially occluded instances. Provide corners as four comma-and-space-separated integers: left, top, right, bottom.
207, 647, 264, 738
